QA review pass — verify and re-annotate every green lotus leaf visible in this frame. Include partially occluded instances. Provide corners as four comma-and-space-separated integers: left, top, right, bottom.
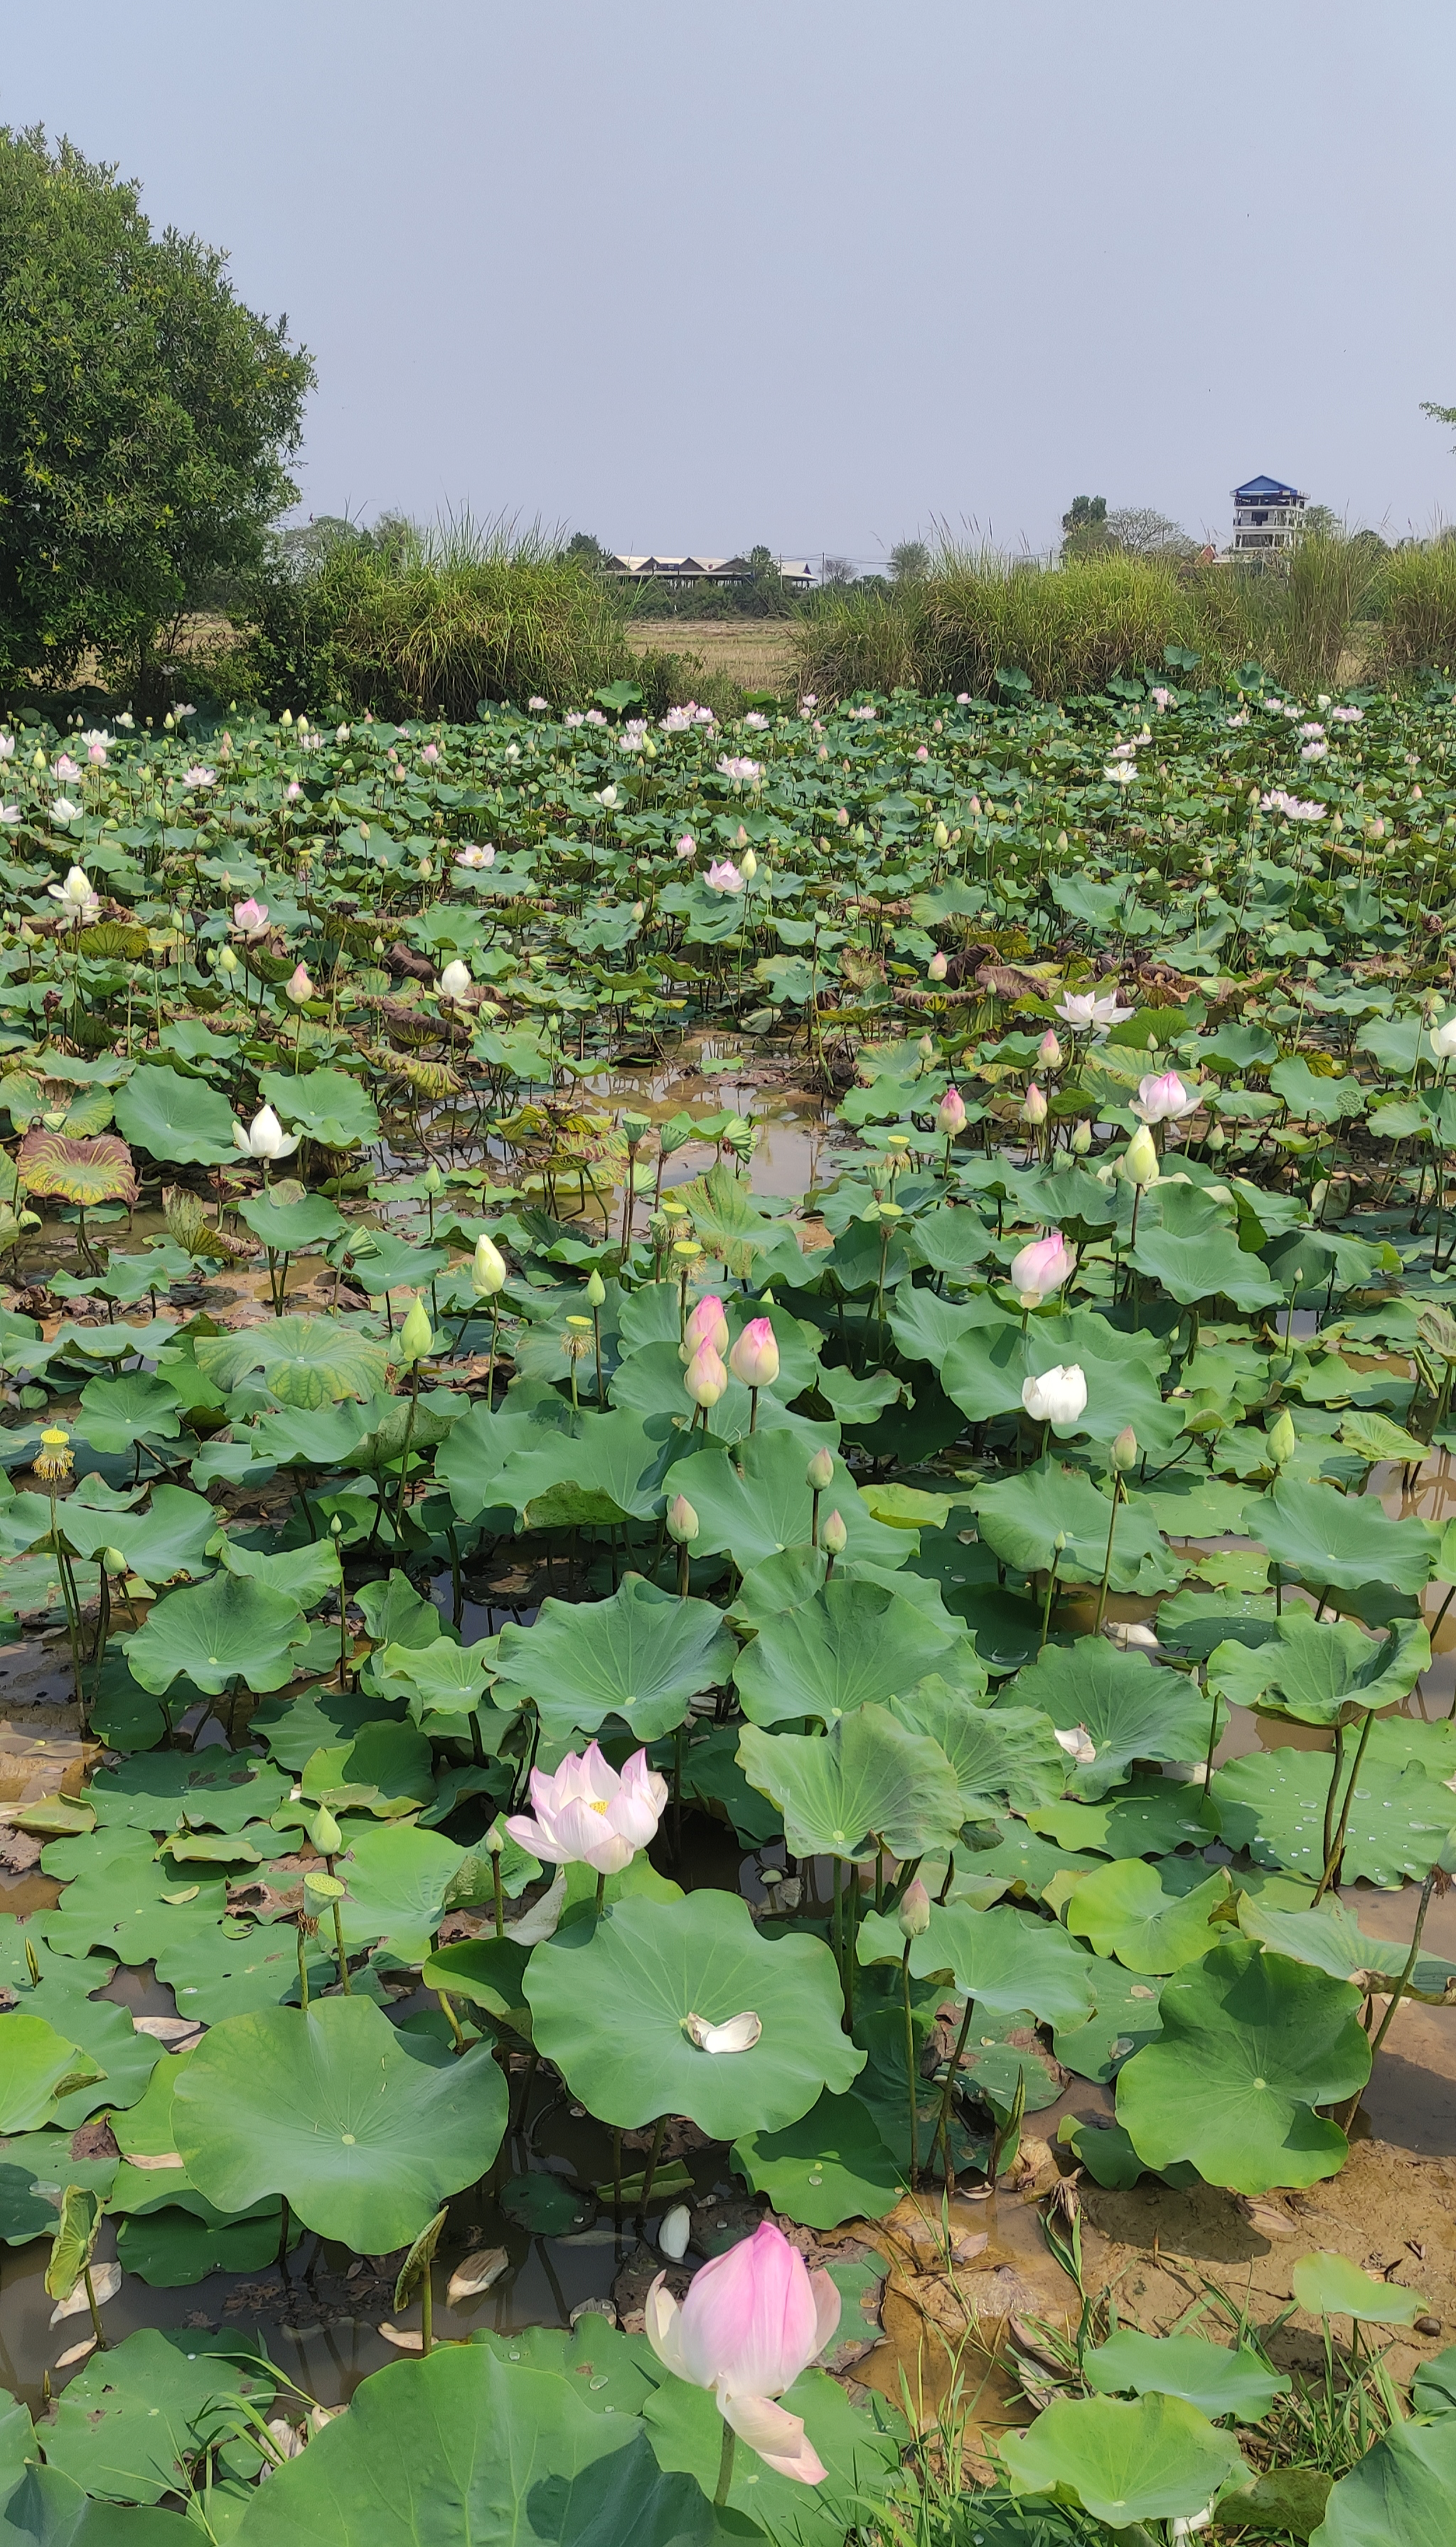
237, 1190, 348, 1251
941, 1307, 1179, 1454
218, 1531, 343, 1609
113, 1066, 240, 1165
154, 1923, 335, 2024
249, 1682, 403, 1773
1308, 2415, 1456, 2547
642, 2359, 905, 2547
41, 1824, 230, 1965
346, 1227, 450, 1294
173, 1995, 507, 2248
116, 2196, 284, 2287
380, 1635, 493, 1717
1236, 1892, 1456, 1998
667, 1429, 911, 1575
1026, 1775, 1221, 1857
1206, 1609, 1430, 1724
1212, 1729, 1456, 1889
336, 1820, 465, 1963
1292, 2250, 1429, 2324
1056, 2113, 1147, 2189
0, 2463, 196, 2538
1250, 1477, 1438, 1598
902, 1900, 1096, 2027
1413, 2346, 1456, 2415
491, 1573, 737, 1742
1128, 1180, 1283, 1310
738, 1704, 965, 1859
732, 2086, 904, 2226
1085, 2326, 1288, 2421
1064, 1860, 1234, 1974
195, 1316, 390, 1407
891, 1682, 1067, 1817
38, 2325, 264, 2506
970, 1458, 1180, 1596
124, 1572, 309, 1697
21, 1975, 162, 2122
525, 1889, 863, 2135
422, 1936, 533, 2036
0, 2014, 104, 2132
734, 1579, 969, 1729
1115, 1938, 1369, 2195
257, 1064, 381, 1149
227, 2342, 722, 2547
1052, 1958, 1164, 2083
1000, 1639, 1216, 1797
75, 1371, 183, 1456
998, 2391, 1246, 2529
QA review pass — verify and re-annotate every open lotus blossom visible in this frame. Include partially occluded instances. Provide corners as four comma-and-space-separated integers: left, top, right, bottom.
284, 962, 315, 1003
0, 806, 18, 824
505, 1741, 666, 1875
454, 843, 495, 868
528, 696, 549, 711
743, 712, 770, 730
50, 798, 80, 824
1300, 739, 1328, 761
1021, 1363, 1088, 1429
1132, 1069, 1199, 1126
1103, 760, 1136, 786
0, 735, 13, 758
716, 757, 761, 782
1150, 686, 1172, 710
705, 858, 744, 894
645, 2219, 839, 2484
1330, 703, 1364, 722
1431, 1018, 1456, 1061
1056, 986, 1133, 1035
728, 1317, 779, 1390
682, 2010, 762, 2054
183, 765, 217, 788
684, 1294, 729, 1359
231, 897, 269, 936
1054, 1724, 1097, 1766
1260, 788, 1324, 821
233, 1104, 301, 1162
53, 754, 80, 781
47, 865, 100, 921
1008, 1231, 1074, 1303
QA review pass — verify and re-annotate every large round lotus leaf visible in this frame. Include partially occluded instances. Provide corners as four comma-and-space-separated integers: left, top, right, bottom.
237, 1190, 348, 1252
257, 1065, 381, 1150
75, 1372, 182, 1456
173, 1995, 508, 2248
1052, 1958, 1164, 2083
23, 1974, 163, 2122
1085, 2327, 1288, 2421
0, 2465, 191, 2540
1212, 1732, 1456, 1889
890, 1683, 1067, 1817
155, 1923, 336, 2024
970, 1458, 1180, 1596
195, 1316, 390, 1407
732, 2088, 904, 2228
40, 2325, 262, 2506
737, 1705, 965, 1861
1115, 1938, 1369, 2196
667, 1429, 911, 1575
0, 2014, 102, 2132
60, 1484, 219, 1581
734, 1580, 968, 1728
1206, 1611, 1429, 1724
1000, 1639, 1214, 1798
999, 2391, 1246, 2528
490, 1573, 737, 1743
227, 2341, 720, 2547
1236, 1894, 1456, 1999
904, 1901, 1096, 2027
941, 1308, 1177, 1455
337, 1820, 464, 1963
116, 2196, 284, 2287
124, 1573, 309, 1697
525, 1889, 863, 2135
1292, 2250, 1429, 2325
473, 1405, 677, 1532
642, 2360, 905, 2547
1064, 1860, 1233, 1975
1127, 1181, 1283, 1310
41, 1825, 230, 1965
1310, 2413, 1456, 2547
1026, 1776, 1220, 1859
1250, 1478, 1438, 1599
113, 1066, 240, 1165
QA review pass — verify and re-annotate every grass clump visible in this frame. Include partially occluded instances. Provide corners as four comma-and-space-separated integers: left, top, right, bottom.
1373, 536, 1456, 677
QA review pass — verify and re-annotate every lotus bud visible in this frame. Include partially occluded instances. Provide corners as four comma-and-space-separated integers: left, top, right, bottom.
218, 944, 239, 974
1123, 1124, 1159, 1188
918, 1035, 936, 1061
1038, 1030, 1064, 1071
1267, 1408, 1297, 1467
821, 1509, 847, 1556
683, 1293, 729, 1360
102, 1547, 128, 1576
1207, 1123, 1227, 1151
1071, 1119, 1092, 1155
483, 1822, 505, 1854
729, 1317, 780, 1390
471, 1233, 506, 1297
399, 1296, 433, 1365
310, 1806, 342, 1854
926, 950, 948, 982
806, 1447, 834, 1493
931, 1082, 968, 1143
740, 847, 758, 882
933, 820, 949, 850
584, 1269, 606, 1309
897, 1877, 931, 1939
439, 959, 472, 1000
284, 961, 315, 1003
667, 1494, 700, 1544
684, 1342, 727, 1409
1111, 1426, 1138, 1472
1021, 1082, 1048, 1128
1008, 1231, 1074, 1305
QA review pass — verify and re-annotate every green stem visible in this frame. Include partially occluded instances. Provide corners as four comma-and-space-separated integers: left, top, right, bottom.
421, 2269, 434, 2356
83, 2263, 106, 2353
392, 1363, 422, 1537
936, 1996, 976, 2193
638, 2113, 668, 2218
1315, 1709, 1375, 1903
1319, 1721, 1346, 1881
296, 1921, 309, 2009
437, 1990, 466, 2053
493, 1852, 505, 1940
901, 1941, 919, 2190
1037, 1553, 1060, 1655
713, 2415, 737, 2508
1359, 1866, 1441, 2089
1091, 1477, 1123, 1637
594, 1868, 607, 1917
332, 1897, 352, 1994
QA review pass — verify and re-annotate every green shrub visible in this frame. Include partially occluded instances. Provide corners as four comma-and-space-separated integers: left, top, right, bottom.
919, 548, 1182, 698
791, 587, 924, 700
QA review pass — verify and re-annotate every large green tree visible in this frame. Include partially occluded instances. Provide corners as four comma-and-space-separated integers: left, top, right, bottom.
0, 127, 312, 698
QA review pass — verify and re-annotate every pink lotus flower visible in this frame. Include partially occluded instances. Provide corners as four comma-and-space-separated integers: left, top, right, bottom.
284, 962, 315, 1003
183, 765, 216, 788
926, 950, 948, 982
1009, 1230, 1074, 1303
1132, 1069, 1199, 1126
685, 1342, 729, 1410
421, 742, 439, 762
1021, 1082, 1048, 1128
454, 843, 495, 870
53, 754, 80, 781
645, 2220, 839, 2484
87, 741, 108, 766
286, 780, 301, 801
685, 1294, 729, 1359
936, 1086, 967, 1137
1037, 1030, 1063, 1070
528, 696, 549, 711
232, 897, 269, 936
914, 743, 928, 761
676, 833, 696, 859
505, 1741, 667, 1876
705, 859, 744, 895
728, 1317, 779, 1390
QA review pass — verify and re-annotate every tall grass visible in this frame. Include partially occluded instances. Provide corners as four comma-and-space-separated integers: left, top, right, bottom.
1373, 538, 1456, 676
1182, 533, 1385, 693
791, 584, 926, 701
916, 545, 1182, 698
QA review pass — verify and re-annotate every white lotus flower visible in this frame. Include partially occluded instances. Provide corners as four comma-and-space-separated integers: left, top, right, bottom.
682, 2010, 762, 2054
439, 959, 472, 1000
47, 865, 100, 923
50, 797, 80, 824
232, 1104, 301, 1162
1020, 1364, 1088, 1430
1054, 1724, 1097, 1766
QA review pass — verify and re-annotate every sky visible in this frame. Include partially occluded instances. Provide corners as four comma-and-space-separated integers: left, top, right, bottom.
9, 1, 1456, 567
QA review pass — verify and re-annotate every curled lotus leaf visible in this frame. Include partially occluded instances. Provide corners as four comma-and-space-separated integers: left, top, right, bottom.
17, 1129, 137, 1206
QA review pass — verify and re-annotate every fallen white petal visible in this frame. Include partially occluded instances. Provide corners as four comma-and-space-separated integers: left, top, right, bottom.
125, 2152, 185, 2171
510, 1868, 567, 1945
377, 2322, 424, 2351
658, 2204, 691, 2260
53, 2337, 97, 2369
446, 2247, 509, 2305
132, 2016, 205, 2045
50, 2261, 121, 2325
683, 2010, 761, 2054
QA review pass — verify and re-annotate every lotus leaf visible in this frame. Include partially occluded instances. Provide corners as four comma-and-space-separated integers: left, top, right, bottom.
1212, 1734, 1456, 1889
1052, 1958, 1164, 2081
1292, 2250, 1429, 2324
1128, 1180, 1283, 1309
154, 1924, 336, 2024
1064, 1860, 1234, 1973
738, 1704, 965, 1859
60, 1485, 219, 1582
1308, 2416, 1456, 2547
901, 1900, 1097, 2027
525, 1888, 863, 2134
1237, 1894, 1456, 1997
336, 1820, 464, 1962
1251, 1477, 1438, 1598
173, 1995, 508, 2247
1206, 1608, 1430, 1723
195, 1316, 390, 1406
116, 2196, 285, 2287
41, 1825, 230, 1965
1002, 1639, 1215, 1797
732, 2086, 904, 2226
217, 1532, 343, 1608
667, 1429, 911, 1574
113, 1067, 239, 1165
891, 1683, 1067, 1816
21, 1976, 162, 2122
1027, 1776, 1221, 1858
39, 2326, 264, 2506
0, 2014, 104, 2132
75, 1372, 183, 1456
970, 1458, 1181, 1595
1084, 2326, 1288, 2420
490, 1573, 737, 1741
1115, 1938, 1369, 2194
257, 1064, 380, 1148
16, 1130, 137, 1207
642, 2359, 904, 2547
734, 1579, 968, 1728
124, 1572, 309, 1697
237, 1190, 348, 1251
998, 2391, 1246, 2528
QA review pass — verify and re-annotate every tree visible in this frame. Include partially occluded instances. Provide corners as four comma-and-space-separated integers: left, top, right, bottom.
740, 544, 791, 619
563, 531, 614, 570
889, 539, 931, 582
1421, 400, 1456, 451
1061, 495, 1108, 535
0, 127, 312, 700
1103, 506, 1194, 559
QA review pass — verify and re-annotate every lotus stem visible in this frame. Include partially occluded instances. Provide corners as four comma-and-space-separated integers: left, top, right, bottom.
277, 2195, 291, 2278
437, 1991, 466, 2054
901, 1940, 919, 2189
392, 1362, 422, 1537
493, 1852, 505, 1939
1318, 1721, 1346, 1880
594, 1869, 607, 1917
638, 2113, 668, 2219
83, 2263, 105, 2352
937, 1995, 977, 2193
296, 1921, 309, 2009
1343, 1866, 1442, 2128
1315, 1709, 1375, 1902
331, 1896, 352, 1995
1091, 1475, 1123, 1637
420, 2267, 434, 2356
713, 2416, 737, 2507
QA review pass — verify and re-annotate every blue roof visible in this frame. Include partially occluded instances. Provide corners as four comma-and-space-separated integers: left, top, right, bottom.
1233, 474, 1302, 500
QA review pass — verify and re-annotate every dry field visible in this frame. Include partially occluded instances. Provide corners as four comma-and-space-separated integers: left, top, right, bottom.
624, 616, 799, 694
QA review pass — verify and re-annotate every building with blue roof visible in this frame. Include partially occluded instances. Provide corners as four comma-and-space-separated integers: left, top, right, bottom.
1231, 476, 1306, 556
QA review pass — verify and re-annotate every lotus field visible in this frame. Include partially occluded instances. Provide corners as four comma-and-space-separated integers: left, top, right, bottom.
1, 670, 1456, 2538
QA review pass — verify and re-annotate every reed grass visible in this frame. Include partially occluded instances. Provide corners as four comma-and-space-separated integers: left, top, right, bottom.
1372, 536, 1456, 676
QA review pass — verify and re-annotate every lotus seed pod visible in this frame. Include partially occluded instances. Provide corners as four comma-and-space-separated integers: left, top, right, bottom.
806, 1448, 835, 1493
821, 1509, 848, 1557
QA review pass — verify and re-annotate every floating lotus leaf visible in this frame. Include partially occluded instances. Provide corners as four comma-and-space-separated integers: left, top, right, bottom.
1026, 1775, 1221, 1858
525, 1889, 863, 2135
738, 1704, 964, 1860
124, 1571, 310, 1697
1206, 1609, 1430, 1724
1002, 1639, 1215, 1798
1249, 1477, 1438, 1599
999, 2392, 1246, 2529
113, 1067, 239, 1166
22, 1973, 162, 2122
733, 1579, 968, 1728
195, 1316, 390, 1407
1237, 1893, 1456, 1998
0, 2014, 104, 2132
173, 1995, 508, 2248
16, 1129, 137, 1206
218, 1532, 343, 1609
336, 1820, 464, 1963
117, 2196, 284, 2287
1085, 2326, 1288, 2421
60, 1483, 219, 1582
490, 1572, 737, 1742
75, 1370, 183, 1456
1052, 1958, 1164, 2082
39, 2325, 264, 2506
1064, 1859, 1233, 1974
732, 2086, 904, 2226
257, 1064, 381, 1149
41, 1824, 229, 1965
1115, 1938, 1369, 2195
1308, 2415, 1456, 2547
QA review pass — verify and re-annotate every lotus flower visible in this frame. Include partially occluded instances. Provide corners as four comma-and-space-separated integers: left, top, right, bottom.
685, 1294, 729, 1359
1021, 1083, 1048, 1128
1432, 1020, 1456, 1061
284, 963, 315, 1003
927, 950, 948, 982
1132, 1070, 1199, 1126
53, 754, 80, 781
1054, 1724, 1097, 1766
1123, 1124, 1159, 1187
50, 798, 80, 824
0, 735, 13, 759
1103, 760, 1136, 786
685, 1342, 728, 1410
1008, 1231, 1074, 1304
716, 757, 761, 783
1021, 1364, 1088, 1430
505, 1741, 667, 1875
471, 1233, 506, 1297
705, 859, 744, 894
728, 1318, 779, 1390
0, 806, 18, 824
528, 696, 549, 711
47, 865, 100, 923
644, 2220, 839, 2484
233, 1104, 301, 1163
232, 897, 269, 936
936, 1086, 967, 1137
676, 833, 696, 859
454, 843, 495, 869
439, 959, 473, 1000
183, 765, 216, 789
682, 2010, 762, 2054
1055, 987, 1133, 1036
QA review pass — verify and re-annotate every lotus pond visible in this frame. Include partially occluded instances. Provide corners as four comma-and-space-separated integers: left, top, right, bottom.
0, 673, 1455, 2537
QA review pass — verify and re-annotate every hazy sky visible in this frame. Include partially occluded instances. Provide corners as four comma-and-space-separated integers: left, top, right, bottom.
9, 2, 1456, 565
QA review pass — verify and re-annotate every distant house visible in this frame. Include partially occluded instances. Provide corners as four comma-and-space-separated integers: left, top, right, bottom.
1231, 476, 1306, 557
608, 555, 815, 591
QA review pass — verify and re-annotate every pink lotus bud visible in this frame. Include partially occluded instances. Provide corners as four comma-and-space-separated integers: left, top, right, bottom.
1021, 1083, 1048, 1128
926, 950, 948, 983
805, 1447, 834, 1492
644, 2219, 838, 2484
667, 1494, 700, 1544
898, 1877, 931, 1938
1133, 1069, 1194, 1126
684, 1294, 729, 1359
821, 1510, 847, 1556
1038, 1030, 1064, 1070
684, 1342, 728, 1409
936, 1086, 967, 1138
728, 1317, 779, 1390
1008, 1231, 1074, 1304
285, 962, 315, 1003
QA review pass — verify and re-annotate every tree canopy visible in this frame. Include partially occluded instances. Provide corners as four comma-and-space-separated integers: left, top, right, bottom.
0, 127, 312, 696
